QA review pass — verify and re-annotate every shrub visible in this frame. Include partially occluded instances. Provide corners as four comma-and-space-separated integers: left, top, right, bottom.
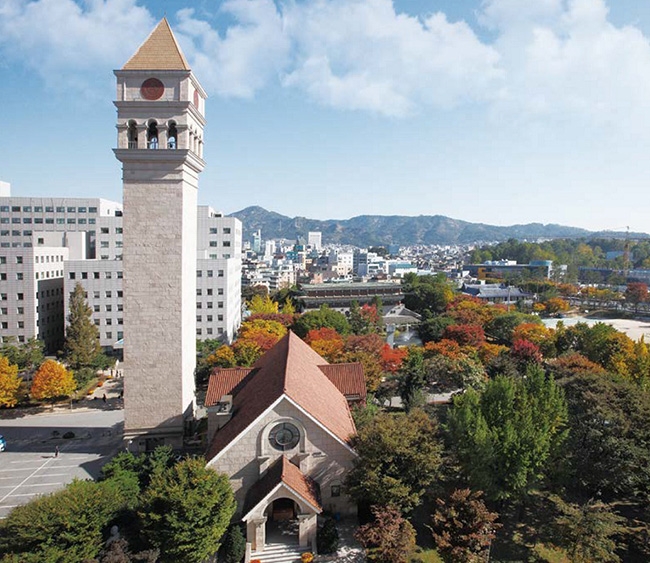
317, 517, 339, 554
219, 523, 246, 563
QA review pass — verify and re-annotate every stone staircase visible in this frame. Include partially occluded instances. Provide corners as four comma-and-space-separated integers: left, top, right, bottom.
250, 542, 310, 563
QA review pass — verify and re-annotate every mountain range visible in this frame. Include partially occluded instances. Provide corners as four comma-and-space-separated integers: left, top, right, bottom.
228, 206, 647, 247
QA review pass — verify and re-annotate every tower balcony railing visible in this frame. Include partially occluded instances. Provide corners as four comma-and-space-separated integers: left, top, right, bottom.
125, 140, 179, 150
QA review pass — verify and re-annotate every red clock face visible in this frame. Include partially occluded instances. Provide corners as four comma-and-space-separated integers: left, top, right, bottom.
140, 78, 164, 100
193, 90, 200, 107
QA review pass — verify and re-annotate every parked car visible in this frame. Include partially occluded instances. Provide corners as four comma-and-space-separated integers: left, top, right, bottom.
0, 435, 6, 452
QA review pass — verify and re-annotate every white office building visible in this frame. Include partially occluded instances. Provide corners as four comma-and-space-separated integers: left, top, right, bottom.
0, 183, 242, 351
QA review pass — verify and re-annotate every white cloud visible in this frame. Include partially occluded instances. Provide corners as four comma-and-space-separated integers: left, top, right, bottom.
0, 0, 153, 94
175, 1, 290, 98
482, 0, 650, 129
3, 0, 650, 126
280, 0, 501, 116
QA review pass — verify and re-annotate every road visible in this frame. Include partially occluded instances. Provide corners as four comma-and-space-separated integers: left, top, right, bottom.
0, 407, 124, 519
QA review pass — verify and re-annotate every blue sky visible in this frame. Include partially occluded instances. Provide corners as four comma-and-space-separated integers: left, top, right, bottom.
2, 0, 650, 233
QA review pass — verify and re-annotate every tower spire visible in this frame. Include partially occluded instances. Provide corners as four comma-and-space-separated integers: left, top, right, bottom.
122, 17, 190, 71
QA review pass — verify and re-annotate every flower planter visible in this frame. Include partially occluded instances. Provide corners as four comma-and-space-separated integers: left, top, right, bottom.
301, 553, 314, 563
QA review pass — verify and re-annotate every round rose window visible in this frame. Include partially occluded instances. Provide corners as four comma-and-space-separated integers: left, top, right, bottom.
269, 422, 300, 451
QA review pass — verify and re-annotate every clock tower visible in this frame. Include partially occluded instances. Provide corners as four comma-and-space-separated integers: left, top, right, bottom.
114, 18, 207, 450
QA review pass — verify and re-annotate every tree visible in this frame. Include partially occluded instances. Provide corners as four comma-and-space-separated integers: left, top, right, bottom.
558, 373, 650, 502
355, 505, 416, 563
138, 458, 236, 563
551, 497, 624, 563
431, 489, 500, 563
0, 355, 22, 407
238, 319, 287, 352
0, 337, 44, 373
487, 312, 542, 345
442, 324, 485, 347
349, 302, 382, 335
346, 409, 442, 512
30, 359, 76, 404
417, 314, 455, 344
64, 282, 101, 369
218, 524, 246, 563
291, 305, 350, 338
0, 475, 138, 562
247, 293, 279, 314
625, 282, 647, 313
448, 367, 567, 501
305, 327, 345, 362
397, 347, 428, 412
205, 346, 236, 368
427, 354, 487, 392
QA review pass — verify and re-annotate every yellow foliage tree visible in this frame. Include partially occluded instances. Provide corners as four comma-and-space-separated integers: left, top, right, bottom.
248, 294, 279, 315
31, 360, 76, 403
206, 346, 236, 369
0, 355, 22, 408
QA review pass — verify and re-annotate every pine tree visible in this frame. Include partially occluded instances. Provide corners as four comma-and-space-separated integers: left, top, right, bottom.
64, 283, 101, 369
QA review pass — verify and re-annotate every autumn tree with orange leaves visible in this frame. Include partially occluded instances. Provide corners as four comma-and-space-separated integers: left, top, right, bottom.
305, 328, 345, 362
31, 360, 76, 405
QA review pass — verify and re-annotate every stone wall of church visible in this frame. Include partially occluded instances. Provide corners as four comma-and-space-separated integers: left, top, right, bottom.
207, 397, 357, 516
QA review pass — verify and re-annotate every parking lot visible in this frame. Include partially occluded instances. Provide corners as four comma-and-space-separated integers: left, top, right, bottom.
0, 408, 124, 519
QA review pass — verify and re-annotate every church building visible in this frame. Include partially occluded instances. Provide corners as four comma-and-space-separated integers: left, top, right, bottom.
205, 331, 364, 556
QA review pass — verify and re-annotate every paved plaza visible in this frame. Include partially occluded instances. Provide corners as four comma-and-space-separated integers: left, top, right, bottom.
0, 405, 124, 519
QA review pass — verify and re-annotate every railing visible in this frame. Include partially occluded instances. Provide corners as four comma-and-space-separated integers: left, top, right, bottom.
127, 141, 137, 149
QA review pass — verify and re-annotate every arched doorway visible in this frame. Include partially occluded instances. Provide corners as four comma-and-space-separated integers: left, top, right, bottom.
265, 498, 299, 545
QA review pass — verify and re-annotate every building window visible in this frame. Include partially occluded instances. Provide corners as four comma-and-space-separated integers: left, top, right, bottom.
218, 288, 224, 295
16, 256, 22, 264
207, 270, 213, 278
209, 228, 218, 234
331, 484, 341, 497
93, 272, 100, 279
89, 207, 97, 213
207, 289, 213, 296
224, 228, 231, 234
16, 293, 23, 301
94, 291, 100, 299
56, 206, 65, 213
209, 241, 218, 247
16, 273, 22, 280
117, 271, 123, 279
106, 332, 112, 339
11, 206, 20, 212
268, 422, 300, 451
197, 270, 202, 278
223, 241, 231, 247
218, 270, 224, 277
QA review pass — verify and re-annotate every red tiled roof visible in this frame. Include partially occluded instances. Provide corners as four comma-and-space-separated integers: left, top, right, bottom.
206, 332, 357, 461
318, 363, 367, 402
205, 368, 255, 407
243, 456, 321, 518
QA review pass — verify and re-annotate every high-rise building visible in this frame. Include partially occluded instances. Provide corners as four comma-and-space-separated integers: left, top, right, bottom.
308, 231, 322, 251
114, 18, 207, 450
